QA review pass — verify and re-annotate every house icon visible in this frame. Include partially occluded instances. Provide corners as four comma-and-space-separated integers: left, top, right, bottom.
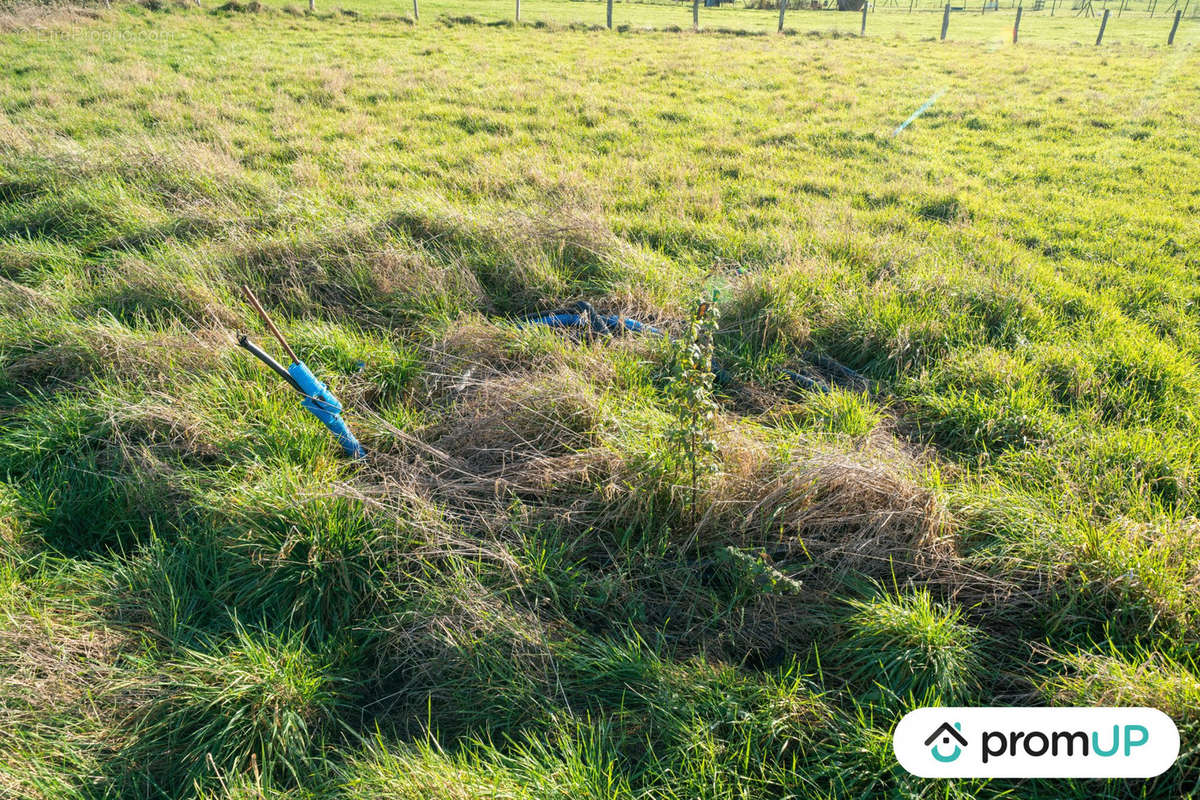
924, 722, 967, 762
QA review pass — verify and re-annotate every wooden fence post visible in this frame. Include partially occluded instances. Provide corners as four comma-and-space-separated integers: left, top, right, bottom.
516, 0, 521, 21
940, 2, 950, 38
1168, 7, 1182, 40
861, 0, 868, 33
778, 0, 786, 32
693, 0, 699, 30
308, 0, 314, 11
607, 0, 613, 28
1095, 7, 1109, 42
1013, 3, 1022, 40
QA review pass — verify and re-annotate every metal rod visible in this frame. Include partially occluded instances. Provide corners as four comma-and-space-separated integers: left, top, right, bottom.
238, 335, 304, 394
241, 284, 298, 364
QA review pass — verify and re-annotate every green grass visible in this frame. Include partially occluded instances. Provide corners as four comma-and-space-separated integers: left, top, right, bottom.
1, 0, 1199, 797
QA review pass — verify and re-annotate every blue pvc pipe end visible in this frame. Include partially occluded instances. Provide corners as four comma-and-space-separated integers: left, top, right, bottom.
287, 361, 367, 459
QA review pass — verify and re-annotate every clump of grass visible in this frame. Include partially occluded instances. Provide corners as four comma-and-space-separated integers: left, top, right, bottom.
0, 482, 23, 560
341, 721, 637, 800
0, 591, 132, 799
212, 470, 387, 642
0, 388, 195, 557
121, 626, 345, 793
1040, 645, 1200, 722
366, 550, 560, 737
212, 0, 270, 13
830, 588, 982, 705
795, 388, 880, 437
1039, 645, 1200, 793
699, 442, 955, 586
1012, 514, 1200, 637
0, 314, 224, 393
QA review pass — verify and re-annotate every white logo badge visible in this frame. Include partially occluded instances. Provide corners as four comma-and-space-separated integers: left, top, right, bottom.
894, 707, 1179, 778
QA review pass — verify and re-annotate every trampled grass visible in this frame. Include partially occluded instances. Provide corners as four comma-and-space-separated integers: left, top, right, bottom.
1, 0, 1199, 797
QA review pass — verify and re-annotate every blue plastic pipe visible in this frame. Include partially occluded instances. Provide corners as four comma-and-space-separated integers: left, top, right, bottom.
516, 302, 861, 396
519, 311, 663, 336
286, 361, 367, 459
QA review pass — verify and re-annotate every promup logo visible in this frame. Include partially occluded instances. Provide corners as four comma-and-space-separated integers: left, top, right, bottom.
894, 708, 1179, 778
924, 722, 967, 763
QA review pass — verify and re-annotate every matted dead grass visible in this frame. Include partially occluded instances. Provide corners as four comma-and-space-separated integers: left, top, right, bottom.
0, 3, 103, 33
0, 597, 136, 798
702, 434, 956, 583
3, 321, 230, 390
432, 373, 601, 471
346, 346, 976, 662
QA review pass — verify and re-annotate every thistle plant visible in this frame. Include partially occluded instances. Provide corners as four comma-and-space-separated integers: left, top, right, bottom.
667, 294, 721, 532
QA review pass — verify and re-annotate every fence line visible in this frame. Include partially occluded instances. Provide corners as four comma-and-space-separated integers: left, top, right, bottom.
397, 0, 1196, 44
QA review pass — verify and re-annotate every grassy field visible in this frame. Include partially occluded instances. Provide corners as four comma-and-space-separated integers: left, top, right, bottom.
2, 1, 1200, 798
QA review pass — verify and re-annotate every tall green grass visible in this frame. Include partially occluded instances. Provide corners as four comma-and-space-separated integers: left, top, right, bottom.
0, 2, 1198, 797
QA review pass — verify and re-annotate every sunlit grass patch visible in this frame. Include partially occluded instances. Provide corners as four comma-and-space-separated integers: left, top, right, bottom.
121, 625, 347, 793
831, 588, 983, 705
0, 3, 1198, 797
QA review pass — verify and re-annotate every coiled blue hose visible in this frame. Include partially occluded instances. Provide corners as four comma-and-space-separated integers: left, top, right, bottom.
519, 301, 663, 336
517, 301, 868, 395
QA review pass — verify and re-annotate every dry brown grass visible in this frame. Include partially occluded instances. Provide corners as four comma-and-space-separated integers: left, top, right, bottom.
582, 422, 959, 590
360, 362, 618, 537
106, 391, 228, 464
0, 275, 56, 315
0, 3, 103, 33
707, 437, 954, 581
412, 314, 661, 416
0, 597, 134, 798
1039, 647, 1200, 723
364, 242, 486, 305
348, 351, 966, 660
0, 610, 126, 721
3, 321, 229, 390
415, 318, 555, 394
432, 372, 601, 467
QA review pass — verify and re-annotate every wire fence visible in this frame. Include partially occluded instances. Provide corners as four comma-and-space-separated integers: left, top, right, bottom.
406, 0, 1199, 44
